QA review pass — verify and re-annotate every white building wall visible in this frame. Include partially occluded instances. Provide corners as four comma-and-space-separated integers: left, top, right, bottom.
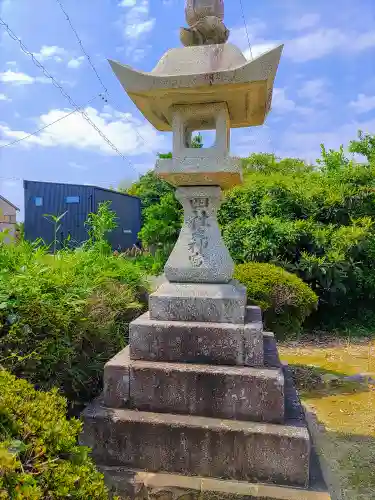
0, 198, 17, 242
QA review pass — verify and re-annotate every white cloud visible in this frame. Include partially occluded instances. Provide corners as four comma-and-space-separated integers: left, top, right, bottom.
0, 105, 166, 158
6, 61, 17, 67
33, 45, 86, 68
1, 180, 18, 188
272, 88, 296, 113
285, 28, 375, 62
33, 45, 66, 62
297, 79, 330, 103
119, 0, 136, 6
279, 118, 375, 162
117, 0, 155, 60
285, 29, 346, 62
232, 126, 275, 158
0, 93, 10, 101
243, 42, 280, 60
121, 0, 155, 39
271, 88, 312, 115
67, 56, 85, 69
355, 30, 375, 51
0, 70, 50, 85
349, 94, 375, 114
285, 13, 320, 31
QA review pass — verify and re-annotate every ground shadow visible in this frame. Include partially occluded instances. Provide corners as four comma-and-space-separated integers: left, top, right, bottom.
287, 363, 372, 398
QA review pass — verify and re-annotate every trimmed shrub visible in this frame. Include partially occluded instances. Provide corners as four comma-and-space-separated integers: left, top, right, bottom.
0, 370, 111, 499
234, 262, 318, 337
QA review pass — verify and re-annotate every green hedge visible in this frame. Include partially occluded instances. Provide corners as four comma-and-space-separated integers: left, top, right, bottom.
0, 370, 111, 499
0, 242, 147, 414
234, 262, 318, 337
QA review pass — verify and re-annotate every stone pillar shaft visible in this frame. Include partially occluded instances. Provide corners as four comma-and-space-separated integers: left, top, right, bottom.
164, 186, 234, 284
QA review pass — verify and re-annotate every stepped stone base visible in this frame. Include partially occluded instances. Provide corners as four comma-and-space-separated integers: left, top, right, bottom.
82, 405, 310, 487
81, 318, 318, 495
98, 467, 331, 500
103, 346, 284, 422
149, 281, 247, 324
129, 307, 263, 366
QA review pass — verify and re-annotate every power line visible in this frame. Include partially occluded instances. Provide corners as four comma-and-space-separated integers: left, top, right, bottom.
54, 0, 108, 94
0, 95, 98, 150
54, 0, 148, 149
0, 16, 136, 170
238, 0, 253, 60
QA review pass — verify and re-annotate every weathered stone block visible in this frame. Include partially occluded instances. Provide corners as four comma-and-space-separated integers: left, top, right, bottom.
103, 349, 130, 408
81, 405, 310, 488
104, 346, 284, 422
129, 306, 263, 366
149, 280, 247, 324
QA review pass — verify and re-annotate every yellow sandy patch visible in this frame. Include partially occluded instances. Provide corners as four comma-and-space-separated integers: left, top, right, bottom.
280, 340, 375, 499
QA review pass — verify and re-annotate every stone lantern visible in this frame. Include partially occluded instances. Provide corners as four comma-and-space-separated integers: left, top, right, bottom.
108, 0, 283, 291
81, 2, 331, 498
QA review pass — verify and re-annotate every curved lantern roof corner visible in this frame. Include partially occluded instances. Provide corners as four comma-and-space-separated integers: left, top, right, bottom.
108, 43, 284, 132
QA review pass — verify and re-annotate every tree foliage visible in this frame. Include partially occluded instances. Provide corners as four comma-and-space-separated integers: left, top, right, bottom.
129, 129, 375, 329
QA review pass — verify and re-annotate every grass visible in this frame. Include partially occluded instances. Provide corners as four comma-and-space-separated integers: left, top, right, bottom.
279, 338, 375, 499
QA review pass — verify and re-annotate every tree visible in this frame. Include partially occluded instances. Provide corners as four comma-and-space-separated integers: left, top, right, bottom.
316, 144, 350, 173
349, 130, 375, 163
125, 171, 174, 212
138, 192, 182, 249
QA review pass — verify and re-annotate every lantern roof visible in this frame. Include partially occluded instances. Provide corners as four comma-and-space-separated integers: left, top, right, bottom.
109, 43, 283, 132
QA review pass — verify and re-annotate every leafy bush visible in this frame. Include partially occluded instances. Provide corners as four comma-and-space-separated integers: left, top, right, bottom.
138, 192, 182, 250
234, 262, 318, 337
0, 240, 147, 414
0, 370, 111, 499
125, 130, 375, 331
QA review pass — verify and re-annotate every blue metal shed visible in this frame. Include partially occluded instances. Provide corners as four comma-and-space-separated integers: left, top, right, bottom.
23, 180, 141, 251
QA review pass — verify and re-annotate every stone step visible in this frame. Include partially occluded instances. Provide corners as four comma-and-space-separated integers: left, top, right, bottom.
149, 280, 247, 324
103, 346, 284, 422
129, 306, 263, 366
97, 467, 331, 500
81, 404, 310, 488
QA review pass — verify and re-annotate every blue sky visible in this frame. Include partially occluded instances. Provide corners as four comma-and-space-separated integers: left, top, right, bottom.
1, 0, 375, 219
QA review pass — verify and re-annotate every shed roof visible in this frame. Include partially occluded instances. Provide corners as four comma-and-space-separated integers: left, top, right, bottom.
0, 194, 20, 211
23, 180, 140, 201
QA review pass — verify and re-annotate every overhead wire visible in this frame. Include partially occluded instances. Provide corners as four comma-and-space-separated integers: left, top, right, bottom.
0, 95, 99, 150
54, 0, 148, 150
0, 16, 137, 172
54, 0, 108, 95
238, 0, 253, 60
237, 0, 278, 156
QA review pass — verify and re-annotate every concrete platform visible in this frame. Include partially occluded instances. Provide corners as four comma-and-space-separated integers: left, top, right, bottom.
81, 405, 310, 487
97, 467, 331, 500
129, 307, 264, 366
103, 346, 284, 422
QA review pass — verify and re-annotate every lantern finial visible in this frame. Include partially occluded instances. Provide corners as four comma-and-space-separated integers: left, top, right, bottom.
180, 0, 229, 46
